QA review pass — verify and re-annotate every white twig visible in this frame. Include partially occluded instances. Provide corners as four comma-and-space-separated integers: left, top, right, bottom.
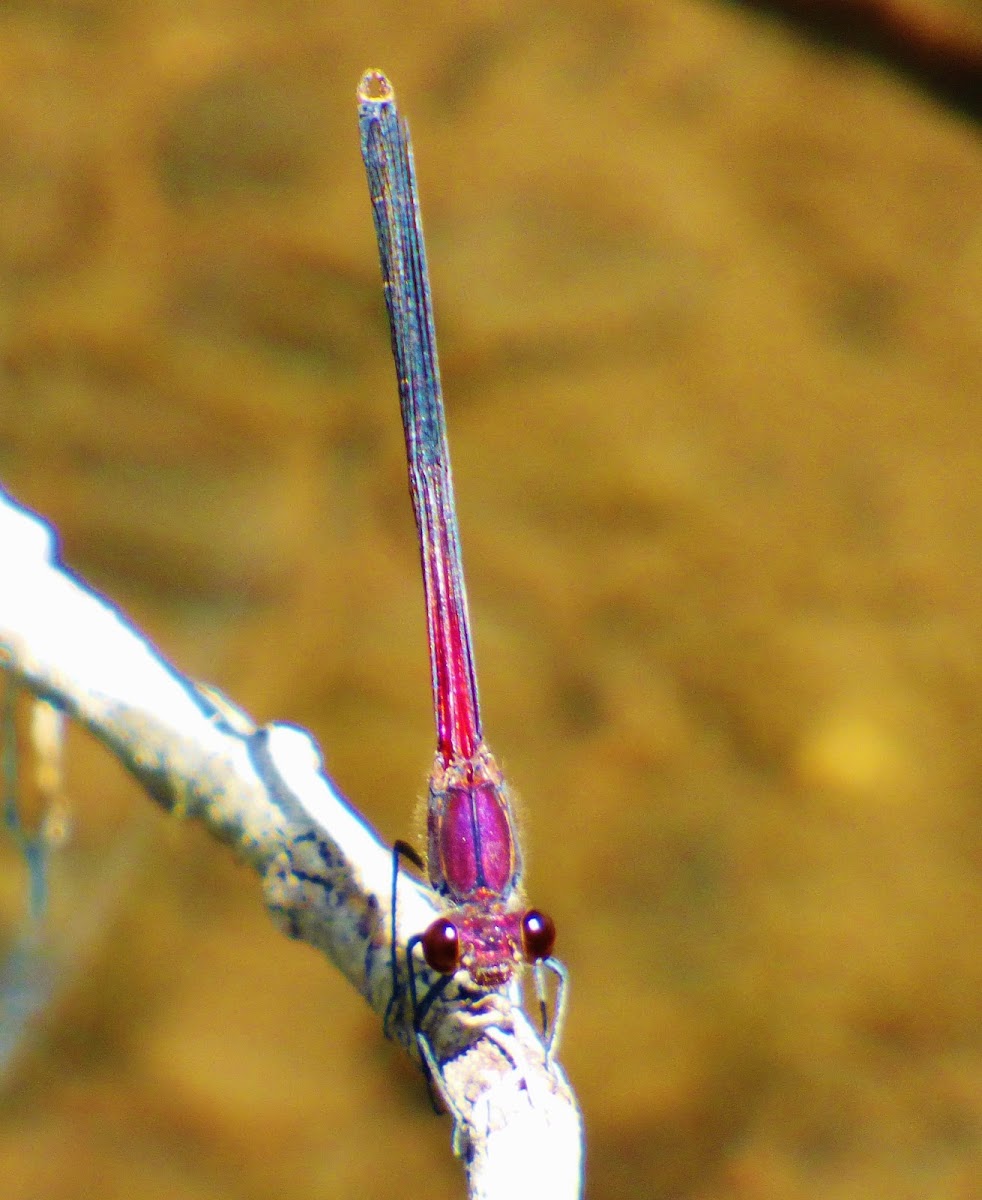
0, 485, 584, 1198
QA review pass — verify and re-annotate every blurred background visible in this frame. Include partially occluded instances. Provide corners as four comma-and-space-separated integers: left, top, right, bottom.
1, 1, 980, 1197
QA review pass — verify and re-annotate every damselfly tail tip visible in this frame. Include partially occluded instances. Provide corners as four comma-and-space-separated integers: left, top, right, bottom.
358, 69, 394, 104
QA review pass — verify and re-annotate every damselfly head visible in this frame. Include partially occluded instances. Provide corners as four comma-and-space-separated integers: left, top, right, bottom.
420, 901, 557, 988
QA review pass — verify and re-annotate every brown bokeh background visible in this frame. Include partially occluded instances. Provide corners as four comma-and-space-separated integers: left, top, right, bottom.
1, 2, 980, 1198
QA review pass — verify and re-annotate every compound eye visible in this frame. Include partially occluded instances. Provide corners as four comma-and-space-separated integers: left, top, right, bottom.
421, 918, 461, 974
521, 909, 556, 962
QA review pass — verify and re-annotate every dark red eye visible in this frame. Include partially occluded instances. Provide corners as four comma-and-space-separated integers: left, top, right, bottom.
521, 909, 556, 962
421, 918, 461, 974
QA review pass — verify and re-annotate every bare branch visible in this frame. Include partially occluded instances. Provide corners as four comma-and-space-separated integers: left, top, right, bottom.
0, 485, 584, 1198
